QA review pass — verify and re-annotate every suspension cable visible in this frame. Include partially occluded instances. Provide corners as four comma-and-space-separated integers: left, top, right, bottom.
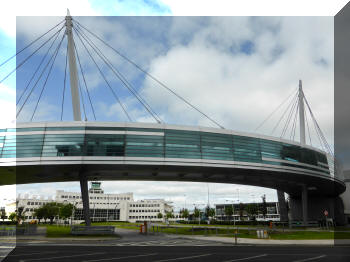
73, 38, 96, 120
73, 29, 132, 122
74, 19, 224, 129
281, 93, 298, 138
74, 25, 160, 123
17, 25, 64, 106
304, 95, 333, 155
271, 91, 298, 135
255, 88, 297, 132
78, 79, 88, 121
17, 29, 65, 118
0, 19, 65, 68
1, 25, 65, 84
304, 106, 312, 146
61, 42, 68, 121
74, 24, 162, 123
290, 101, 299, 141
30, 32, 66, 121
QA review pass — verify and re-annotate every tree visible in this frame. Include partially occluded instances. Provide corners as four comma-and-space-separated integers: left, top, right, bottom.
157, 212, 163, 219
15, 206, 26, 224
166, 211, 174, 219
9, 212, 16, 223
261, 194, 267, 218
33, 207, 45, 224
193, 207, 200, 219
245, 203, 258, 220
180, 208, 189, 219
41, 202, 59, 224
1, 209, 6, 221
59, 203, 73, 221
224, 205, 233, 221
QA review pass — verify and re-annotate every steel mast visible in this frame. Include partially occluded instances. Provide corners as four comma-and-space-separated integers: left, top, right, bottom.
298, 80, 306, 145
65, 9, 82, 121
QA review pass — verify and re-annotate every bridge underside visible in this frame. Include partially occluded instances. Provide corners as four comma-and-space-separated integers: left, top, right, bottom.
1, 163, 344, 198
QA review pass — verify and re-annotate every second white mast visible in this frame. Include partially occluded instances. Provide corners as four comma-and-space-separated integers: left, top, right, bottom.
66, 9, 82, 121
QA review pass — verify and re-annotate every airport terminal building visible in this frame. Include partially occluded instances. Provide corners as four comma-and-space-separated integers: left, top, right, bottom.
17, 182, 173, 223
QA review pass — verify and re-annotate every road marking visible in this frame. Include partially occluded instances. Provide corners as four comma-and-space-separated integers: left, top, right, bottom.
223, 254, 268, 262
292, 255, 326, 262
19, 252, 105, 261
153, 253, 212, 262
9, 251, 59, 257
82, 253, 158, 262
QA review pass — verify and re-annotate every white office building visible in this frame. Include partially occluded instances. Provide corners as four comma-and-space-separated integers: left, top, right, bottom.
17, 182, 173, 223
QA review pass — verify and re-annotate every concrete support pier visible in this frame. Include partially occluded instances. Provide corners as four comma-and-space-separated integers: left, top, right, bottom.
302, 185, 308, 226
79, 173, 91, 226
277, 190, 288, 221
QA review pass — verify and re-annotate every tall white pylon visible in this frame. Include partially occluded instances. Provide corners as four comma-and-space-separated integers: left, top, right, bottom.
66, 9, 82, 121
298, 80, 306, 145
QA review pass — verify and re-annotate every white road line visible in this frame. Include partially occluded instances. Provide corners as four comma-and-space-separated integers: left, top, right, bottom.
82, 253, 158, 262
20, 252, 105, 261
9, 251, 59, 257
292, 255, 326, 262
223, 254, 268, 262
153, 253, 212, 262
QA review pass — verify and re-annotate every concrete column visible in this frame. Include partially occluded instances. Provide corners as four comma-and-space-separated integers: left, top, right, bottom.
277, 190, 288, 221
302, 185, 308, 226
79, 173, 91, 226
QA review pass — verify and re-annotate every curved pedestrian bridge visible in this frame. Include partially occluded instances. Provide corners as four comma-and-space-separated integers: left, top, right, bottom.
0, 122, 345, 197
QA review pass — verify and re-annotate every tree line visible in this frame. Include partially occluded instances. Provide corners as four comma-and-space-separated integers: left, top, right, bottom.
8, 202, 74, 224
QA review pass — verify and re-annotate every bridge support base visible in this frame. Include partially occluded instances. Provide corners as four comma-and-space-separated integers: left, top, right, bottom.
277, 190, 288, 222
302, 185, 308, 226
79, 173, 91, 226
289, 195, 346, 226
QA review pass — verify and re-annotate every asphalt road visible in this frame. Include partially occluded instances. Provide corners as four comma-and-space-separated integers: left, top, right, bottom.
2, 245, 350, 262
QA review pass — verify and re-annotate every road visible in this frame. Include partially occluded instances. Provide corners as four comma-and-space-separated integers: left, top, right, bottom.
2, 245, 350, 262
1, 228, 350, 261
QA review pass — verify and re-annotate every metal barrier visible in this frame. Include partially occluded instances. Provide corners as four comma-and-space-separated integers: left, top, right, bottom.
71, 226, 115, 235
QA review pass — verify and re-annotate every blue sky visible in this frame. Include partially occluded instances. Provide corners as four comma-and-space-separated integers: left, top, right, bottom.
0, 0, 345, 209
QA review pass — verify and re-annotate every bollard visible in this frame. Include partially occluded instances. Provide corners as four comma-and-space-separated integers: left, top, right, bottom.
192, 226, 194, 235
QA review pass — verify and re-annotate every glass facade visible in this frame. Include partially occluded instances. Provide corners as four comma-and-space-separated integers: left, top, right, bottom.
0, 125, 330, 177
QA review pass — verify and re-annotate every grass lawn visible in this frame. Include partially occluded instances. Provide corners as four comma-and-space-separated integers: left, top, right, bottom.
45, 225, 119, 238
154, 226, 350, 240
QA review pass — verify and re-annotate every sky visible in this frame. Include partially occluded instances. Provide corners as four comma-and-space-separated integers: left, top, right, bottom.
0, 0, 348, 211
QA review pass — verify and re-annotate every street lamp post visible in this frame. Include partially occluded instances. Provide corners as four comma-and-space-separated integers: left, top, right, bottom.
107, 195, 109, 222
93, 203, 96, 223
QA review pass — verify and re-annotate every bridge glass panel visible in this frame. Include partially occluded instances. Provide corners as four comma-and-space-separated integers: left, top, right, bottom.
165, 130, 201, 159
201, 133, 233, 160
280, 143, 301, 162
0, 132, 5, 157
86, 126, 125, 131
125, 135, 163, 157
42, 134, 85, 156
16, 135, 44, 158
86, 134, 124, 156
260, 139, 283, 160
16, 127, 45, 132
232, 135, 261, 162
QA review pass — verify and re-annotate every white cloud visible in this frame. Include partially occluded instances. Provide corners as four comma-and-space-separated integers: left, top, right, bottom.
141, 17, 334, 149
